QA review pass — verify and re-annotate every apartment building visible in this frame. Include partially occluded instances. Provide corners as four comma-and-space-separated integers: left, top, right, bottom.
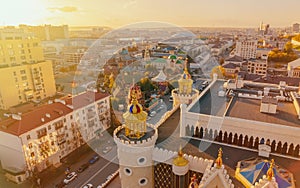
235, 39, 257, 60
0, 91, 110, 183
0, 27, 44, 67
0, 28, 57, 109
0, 61, 56, 109
19, 24, 69, 41
247, 59, 268, 75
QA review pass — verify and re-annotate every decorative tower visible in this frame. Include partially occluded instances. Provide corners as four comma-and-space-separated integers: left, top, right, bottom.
172, 147, 189, 188
114, 86, 158, 188
144, 46, 151, 61
172, 58, 199, 107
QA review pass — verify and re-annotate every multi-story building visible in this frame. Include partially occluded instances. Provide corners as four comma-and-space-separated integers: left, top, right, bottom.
235, 40, 257, 60
0, 61, 56, 109
288, 58, 300, 78
0, 28, 57, 109
292, 23, 300, 33
0, 91, 110, 183
0, 27, 44, 67
19, 24, 69, 41
247, 59, 268, 76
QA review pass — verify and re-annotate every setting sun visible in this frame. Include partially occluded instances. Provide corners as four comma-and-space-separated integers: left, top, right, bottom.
0, 0, 49, 25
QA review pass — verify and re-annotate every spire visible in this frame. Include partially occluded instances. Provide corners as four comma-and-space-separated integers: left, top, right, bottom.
266, 159, 275, 181
215, 148, 223, 168
182, 58, 191, 80
123, 84, 147, 139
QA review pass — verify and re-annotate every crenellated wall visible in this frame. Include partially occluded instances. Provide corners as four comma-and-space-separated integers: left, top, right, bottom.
181, 109, 300, 150
152, 147, 213, 174
200, 164, 234, 188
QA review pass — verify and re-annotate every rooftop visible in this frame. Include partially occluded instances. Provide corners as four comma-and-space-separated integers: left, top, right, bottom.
189, 80, 300, 127
226, 97, 300, 127
189, 80, 230, 116
0, 102, 72, 136
64, 91, 110, 109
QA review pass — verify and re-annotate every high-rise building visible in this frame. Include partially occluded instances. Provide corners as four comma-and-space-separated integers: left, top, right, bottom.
0, 27, 44, 67
292, 23, 300, 33
0, 61, 56, 109
0, 28, 56, 109
235, 39, 257, 60
19, 24, 69, 41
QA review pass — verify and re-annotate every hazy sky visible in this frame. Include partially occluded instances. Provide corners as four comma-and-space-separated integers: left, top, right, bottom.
1, 0, 300, 28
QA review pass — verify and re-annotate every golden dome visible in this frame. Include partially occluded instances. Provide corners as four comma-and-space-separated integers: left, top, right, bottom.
173, 148, 189, 166
215, 148, 223, 168
266, 159, 275, 181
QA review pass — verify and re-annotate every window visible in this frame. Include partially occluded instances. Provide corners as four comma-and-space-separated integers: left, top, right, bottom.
124, 168, 132, 176
30, 152, 35, 157
139, 178, 148, 186
137, 157, 146, 165
21, 76, 27, 80
20, 70, 26, 74
48, 125, 51, 130
27, 135, 31, 140
28, 143, 32, 149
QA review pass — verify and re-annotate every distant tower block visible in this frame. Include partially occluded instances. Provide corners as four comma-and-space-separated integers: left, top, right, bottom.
144, 46, 151, 61
172, 58, 199, 107
114, 86, 158, 188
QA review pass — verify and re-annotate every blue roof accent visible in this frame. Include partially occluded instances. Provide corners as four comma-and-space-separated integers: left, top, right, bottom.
239, 159, 292, 188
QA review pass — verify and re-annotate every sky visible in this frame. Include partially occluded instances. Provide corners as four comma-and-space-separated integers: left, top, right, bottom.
1, 0, 300, 28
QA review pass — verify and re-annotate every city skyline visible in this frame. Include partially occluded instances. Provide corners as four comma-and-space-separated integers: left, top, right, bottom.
1, 0, 300, 28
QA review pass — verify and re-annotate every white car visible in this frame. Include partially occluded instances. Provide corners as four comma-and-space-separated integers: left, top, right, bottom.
103, 146, 112, 154
63, 172, 77, 184
82, 183, 93, 188
150, 111, 156, 117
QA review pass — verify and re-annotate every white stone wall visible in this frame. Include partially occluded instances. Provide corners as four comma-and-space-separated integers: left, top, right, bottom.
0, 131, 26, 171
152, 147, 213, 174
182, 110, 300, 150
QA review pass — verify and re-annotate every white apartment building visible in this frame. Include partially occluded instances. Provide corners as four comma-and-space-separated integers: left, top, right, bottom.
0, 91, 110, 183
235, 40, 258, 60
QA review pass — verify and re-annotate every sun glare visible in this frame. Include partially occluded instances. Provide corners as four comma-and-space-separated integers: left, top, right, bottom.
0, 0, 49, 25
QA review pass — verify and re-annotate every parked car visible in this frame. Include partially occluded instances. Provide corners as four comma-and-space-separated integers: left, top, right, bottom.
89, 155, 99, 164
77, 163, 89, 173
169, 96, 173, 102
63, 172, 77, 184
82, 183, 93, 188
150, 111, 156, 117
103, 146, 112, 154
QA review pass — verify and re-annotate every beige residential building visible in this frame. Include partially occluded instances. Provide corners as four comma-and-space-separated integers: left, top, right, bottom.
0, 28, 56, 109
19, 24, 69, 41
0, 27, 44, 67
0, 61, 56, 109
247, 59, 267, 75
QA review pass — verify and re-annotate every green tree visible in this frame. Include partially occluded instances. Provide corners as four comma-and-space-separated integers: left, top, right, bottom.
210, 66, 225, 79
284, 42, 293, 53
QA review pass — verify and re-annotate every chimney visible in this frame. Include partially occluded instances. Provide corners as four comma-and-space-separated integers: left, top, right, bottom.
45, 113, 51, 118
12, 114, 21, 120
41, 118, 45, 122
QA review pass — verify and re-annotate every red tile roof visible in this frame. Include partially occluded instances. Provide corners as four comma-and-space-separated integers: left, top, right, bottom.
0, 102, 73, 136
65, 91, 110, 110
